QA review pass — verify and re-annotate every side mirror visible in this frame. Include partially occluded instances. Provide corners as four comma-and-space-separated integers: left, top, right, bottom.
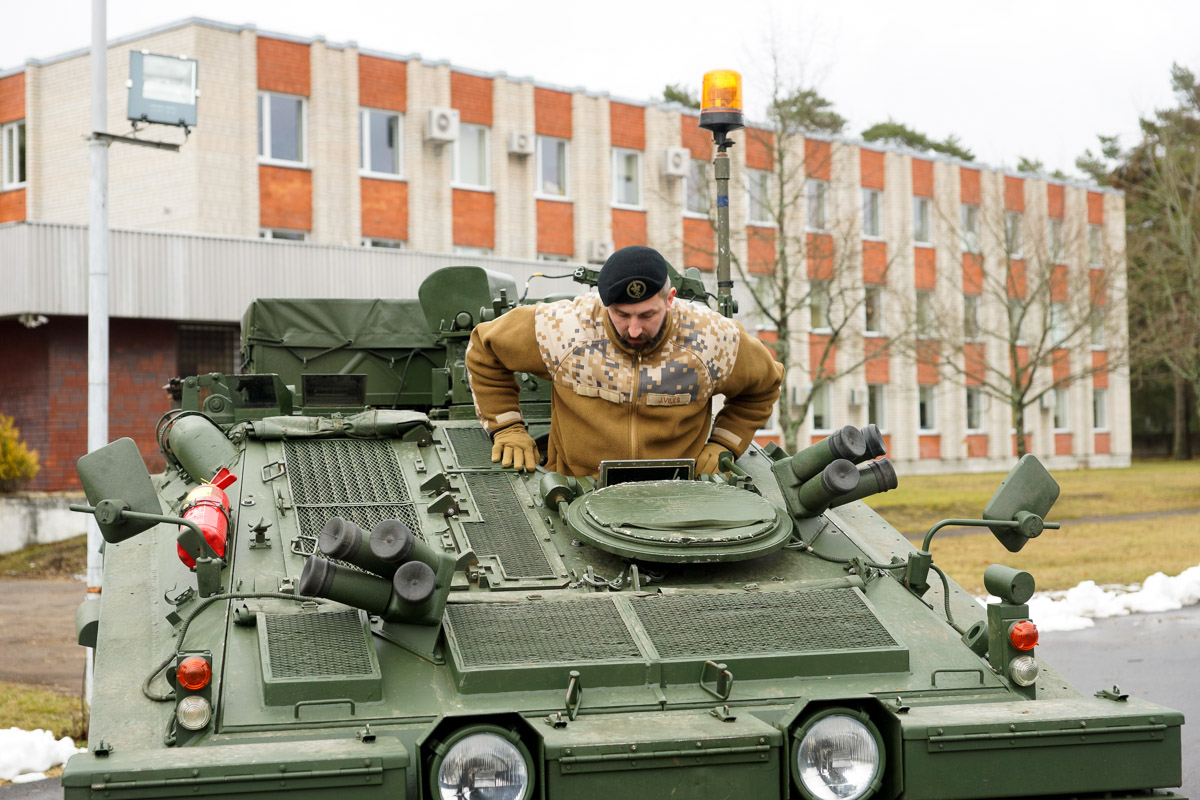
983, 455, 1060, 553
76, 438, 163, 543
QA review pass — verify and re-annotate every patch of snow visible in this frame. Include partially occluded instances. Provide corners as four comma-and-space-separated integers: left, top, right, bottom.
11, 772, 47, 784
0, 728, 85, 782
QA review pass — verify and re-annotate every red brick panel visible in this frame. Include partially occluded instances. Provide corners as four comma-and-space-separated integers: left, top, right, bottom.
1005, 176, 1024, 212
1090, 269, 1107, 306
862, 240, 887, 283
1047, 184, 1064, 218
537, 199, 574, 256
966, 434, 988, 458
960, 167, 980, 205
1093, 351, 1108, 388
453, 189, 495, 248
451, 72, 493, 126
745, 128, 773, 171
361, 178, 408, 240
1050, 265, 1068, 302
1012, 433, 1034, 456
680, 115, 710, 159
748, 226, 776, 275
1087, 191, 1104, 224
359, 55, 406, 111
805, 140, 831, 181
682, 216, 714, 270
809, 335, 836, 377
612, 208, 647, 249
864, 338, 889, 384
609, 102, 645, 151
109, 319, 175, 478
860, 149, 885, 190
917, 343, 939, 385
535, 88, 572, 139
1094, 433, 1111, 454
962, 253, 983, 294
964, 343, 985, 386
0, 188, 25, 223
257, 37, 310, 95
0, 324, 48, 488
1052, 350, 1070, 382
914, 247, 936, 290
259, 166, 312, 231
1055, 433, 1073, 455
0, 72, 24, 124
806, 233, 833, 280
1007, 260, 1026, 299
912, 158, 933, 198
919, 435, 941, 460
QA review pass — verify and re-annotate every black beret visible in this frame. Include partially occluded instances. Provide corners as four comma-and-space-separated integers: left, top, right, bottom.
597, 246, 669, 305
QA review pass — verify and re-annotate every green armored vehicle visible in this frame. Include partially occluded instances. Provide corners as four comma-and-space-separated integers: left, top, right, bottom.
65, 260, 1185, 800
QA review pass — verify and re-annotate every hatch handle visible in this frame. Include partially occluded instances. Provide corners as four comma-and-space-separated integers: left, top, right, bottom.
931, 668, 985, 688
261, 460, 287, 483
700, 660, 734, 701
565, 670, 583, 721
294, 698, 356, 719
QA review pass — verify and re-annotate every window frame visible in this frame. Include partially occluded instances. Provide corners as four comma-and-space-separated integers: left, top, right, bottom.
913, 196, 931, 244
867, 383, 887, 431
960, 203, 980, 253
1047, 217, 1064, 263
1092, 387, 1109, 431
359, 108, 404, 179
1008, 297, 1026, 344
810, 383, 832, 434
745, 167, 772, 225
452, 244, 493, 257
1050, 301, 1068, 346
1053, 387, 1070, 432
1, 120, 26, 189
1088, 224, 1103, 265
610, 147, 643, 208
965, 386, 983, 432
259, 228, 308, 242
1005, 210, 1023, 257
805, 178, 828, 231
683, 158, 709, 217
963, 293, 981, 341
918, 385, 937, 432
809, 278, 831, 332
453, 123, 491, 190
915, 289, 934, 339
362, 237, 406, 249
257, 91, 308, 166
1090, 304, 1106, 349
536, 135, 569, 200
864, 284, 883, 335
862, 188, 883, 239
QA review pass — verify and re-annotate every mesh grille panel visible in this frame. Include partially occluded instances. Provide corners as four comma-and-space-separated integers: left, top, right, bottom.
447, 600, 642, 667
293, 505, 423, 557
284, 440, 410, 504
447, 427, 494, 468
463, 473, 553, 579
631, 589, 897, 659
262, 609, 375, 678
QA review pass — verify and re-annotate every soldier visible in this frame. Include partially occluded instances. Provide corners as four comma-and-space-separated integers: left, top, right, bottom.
465, 245, 783, 477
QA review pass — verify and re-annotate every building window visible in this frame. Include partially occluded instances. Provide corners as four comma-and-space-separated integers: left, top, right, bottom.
684, 159, 708, 215
867, 384, 886, 430
1047, 217, 1064, 263
537, 253, 570, 262
1050, 301, 1067, 345
1008, 298, 1025, 343
611, 147, 642, 207
746, 168, 771, 224
259, 228, 307, 241
1053, 388, 1069, 431
362, 238, 405, 248
966, 387, 983, 431
359, 109, 402, 176
1093, 387, 1108, 430
915, 289, 934, 338
1005, 210, 1022, 257
1088, 224, 1103, 265
454, 123, 490, 188
1, 120, 25, 188
537, 136, 568, 197
806, 179, 828, 231
862, 188, 882, 238
913, 196, 931, 244
918, 385, 936, 431
811, 383, 831, 432
453, 245, 493, 256
864, 285, 883, 334
963, 293, 980, 340
961, 203, 980, 253
258, 93, 306, 164
809, 279, 830, 331
1090, 306, 1106, 348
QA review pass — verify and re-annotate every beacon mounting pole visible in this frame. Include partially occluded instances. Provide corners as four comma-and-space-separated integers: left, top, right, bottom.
698, 70, 745, 319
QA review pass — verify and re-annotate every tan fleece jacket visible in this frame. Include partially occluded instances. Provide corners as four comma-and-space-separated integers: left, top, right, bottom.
466, 295, 783, 477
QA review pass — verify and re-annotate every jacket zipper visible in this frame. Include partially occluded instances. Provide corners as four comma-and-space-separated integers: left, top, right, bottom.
630, 353, 640, 459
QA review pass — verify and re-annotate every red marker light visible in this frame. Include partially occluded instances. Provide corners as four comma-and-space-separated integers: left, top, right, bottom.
177, 656, 212, 690
1009, 620, 1039, 651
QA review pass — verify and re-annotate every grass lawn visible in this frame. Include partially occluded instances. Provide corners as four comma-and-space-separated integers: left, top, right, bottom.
0, 680, 87, 744
0, 535, 86, 580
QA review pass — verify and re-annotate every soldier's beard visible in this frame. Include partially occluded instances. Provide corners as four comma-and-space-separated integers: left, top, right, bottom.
617, 323, 668, 353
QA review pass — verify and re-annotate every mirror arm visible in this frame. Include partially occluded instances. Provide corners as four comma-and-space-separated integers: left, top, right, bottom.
70, 503, 217, 559
921, 517, 1061, 553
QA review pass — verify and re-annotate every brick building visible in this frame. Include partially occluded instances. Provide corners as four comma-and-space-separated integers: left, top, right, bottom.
0, 17, 1130, 490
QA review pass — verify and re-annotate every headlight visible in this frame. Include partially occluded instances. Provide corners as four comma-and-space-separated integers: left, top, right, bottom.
792, 710, 884, 800
432, 727, 532, 800
176, 695, 212, 731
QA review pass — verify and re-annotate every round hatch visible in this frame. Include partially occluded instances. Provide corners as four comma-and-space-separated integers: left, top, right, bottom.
564, 480, 793, 563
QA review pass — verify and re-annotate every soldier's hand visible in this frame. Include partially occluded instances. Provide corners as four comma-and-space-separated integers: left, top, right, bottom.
491, 424, 539, 472
696, 441, 733, 476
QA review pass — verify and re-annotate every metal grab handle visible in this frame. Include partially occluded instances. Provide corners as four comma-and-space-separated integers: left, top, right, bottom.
700, 660, 734, 701
565, 670, 583, 721
294, 698, 356, 719
931, 668, 985, 688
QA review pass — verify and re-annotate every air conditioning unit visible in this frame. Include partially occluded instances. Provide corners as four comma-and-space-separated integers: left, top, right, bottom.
426, 107, 460, 143
849, 387, 865, 407
588, 240, 614, 263
508, 131, 535, 156
663, 146, 690, 178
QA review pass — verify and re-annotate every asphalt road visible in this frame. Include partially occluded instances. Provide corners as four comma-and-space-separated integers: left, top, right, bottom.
2, 605, 1196, 799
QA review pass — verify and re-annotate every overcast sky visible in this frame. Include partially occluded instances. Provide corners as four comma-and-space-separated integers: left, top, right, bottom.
3, 0, 1198, 178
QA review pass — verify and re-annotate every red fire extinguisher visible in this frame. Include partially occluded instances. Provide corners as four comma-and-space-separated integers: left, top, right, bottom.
177, 467, 238, 569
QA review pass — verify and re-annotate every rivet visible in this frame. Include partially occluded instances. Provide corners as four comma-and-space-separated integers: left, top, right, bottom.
192, 769, 199, 776
630, 744, 637, 751
695, 741, 702, 748
1080, 721, 1087, 728
758, 737, 765, 744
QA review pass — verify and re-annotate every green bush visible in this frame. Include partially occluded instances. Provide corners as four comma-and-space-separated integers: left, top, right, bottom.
0, 413, 39, 493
